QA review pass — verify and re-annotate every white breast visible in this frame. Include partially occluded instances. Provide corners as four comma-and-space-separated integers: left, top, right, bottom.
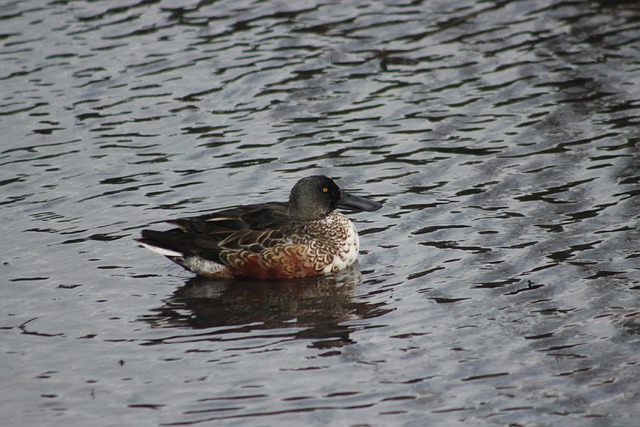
323, 220, 360, 274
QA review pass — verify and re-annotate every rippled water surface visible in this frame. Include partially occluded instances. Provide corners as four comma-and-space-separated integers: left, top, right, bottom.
2, 0, 640, 425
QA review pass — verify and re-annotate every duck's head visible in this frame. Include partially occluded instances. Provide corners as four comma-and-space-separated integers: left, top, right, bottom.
288, 175, 382, 221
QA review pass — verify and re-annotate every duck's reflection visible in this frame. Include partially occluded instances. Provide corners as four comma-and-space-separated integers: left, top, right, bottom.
141, 265, 390, 349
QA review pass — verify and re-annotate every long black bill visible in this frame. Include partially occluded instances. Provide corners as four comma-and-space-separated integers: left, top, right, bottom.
337, 192, 382, 212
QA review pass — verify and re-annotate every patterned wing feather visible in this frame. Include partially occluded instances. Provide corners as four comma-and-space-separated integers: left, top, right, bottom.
139, 202, 293, 266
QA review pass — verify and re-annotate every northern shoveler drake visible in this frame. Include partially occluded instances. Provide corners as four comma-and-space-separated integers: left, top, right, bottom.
136, 175, 382, 280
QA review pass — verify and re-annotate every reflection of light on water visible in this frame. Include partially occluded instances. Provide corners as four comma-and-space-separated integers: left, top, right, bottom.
139, 264, 391, 348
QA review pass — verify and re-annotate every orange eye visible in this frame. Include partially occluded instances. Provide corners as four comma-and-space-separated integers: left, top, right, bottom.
322, 187, 328, 193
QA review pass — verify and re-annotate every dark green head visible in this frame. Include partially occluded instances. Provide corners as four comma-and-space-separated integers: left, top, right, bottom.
288, 175, 382, 221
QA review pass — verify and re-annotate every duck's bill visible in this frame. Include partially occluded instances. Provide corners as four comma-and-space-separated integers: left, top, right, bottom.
337, 192, 382, 212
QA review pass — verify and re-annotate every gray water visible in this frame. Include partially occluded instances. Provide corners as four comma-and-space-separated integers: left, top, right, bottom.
2, 0, 640, 426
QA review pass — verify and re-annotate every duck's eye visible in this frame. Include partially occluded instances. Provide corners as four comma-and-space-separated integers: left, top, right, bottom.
322, 187, 328, 193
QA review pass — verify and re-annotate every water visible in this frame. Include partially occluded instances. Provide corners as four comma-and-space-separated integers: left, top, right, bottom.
2, 0, 640, 425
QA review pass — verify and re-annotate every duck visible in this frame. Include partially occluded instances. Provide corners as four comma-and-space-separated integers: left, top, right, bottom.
136, 175, 382, 280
